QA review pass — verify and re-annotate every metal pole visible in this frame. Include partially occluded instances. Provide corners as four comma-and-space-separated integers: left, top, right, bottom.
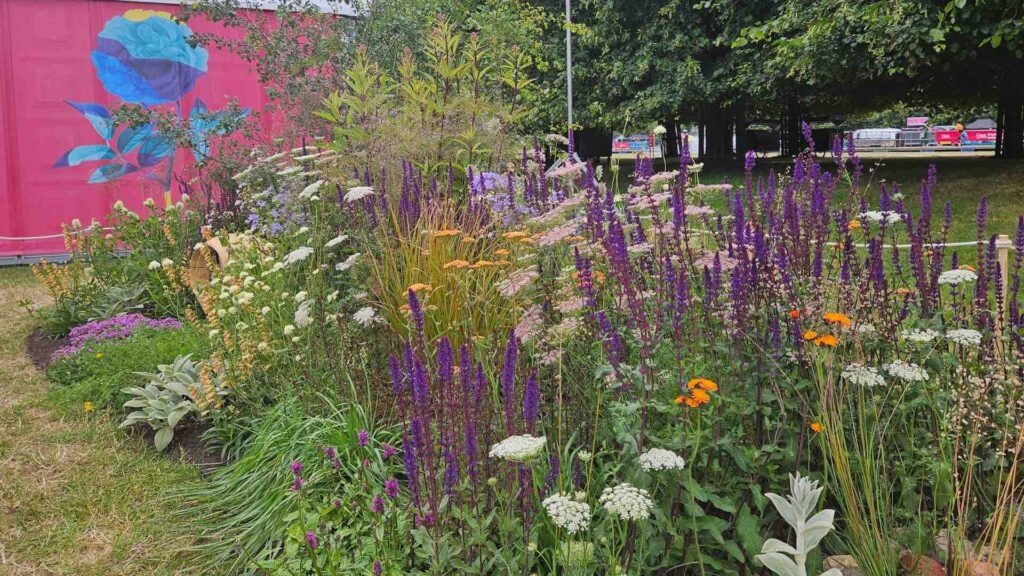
565, 0, 573, 132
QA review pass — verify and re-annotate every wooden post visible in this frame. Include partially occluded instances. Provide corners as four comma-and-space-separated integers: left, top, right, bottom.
995, 234, 1012, 353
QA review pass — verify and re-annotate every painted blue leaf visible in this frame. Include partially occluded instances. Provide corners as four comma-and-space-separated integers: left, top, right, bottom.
116, 124, 153, 154
53, 144, 115, 167
86, 162, 138, 184
66, 100, 115, 140
137, 135, 174, 167
190, 98, 208, 117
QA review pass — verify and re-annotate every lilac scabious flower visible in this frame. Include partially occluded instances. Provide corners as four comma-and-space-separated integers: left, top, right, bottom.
523, 370, 540, 434
371, 495, 385, 514
306, 531, 318, 549
358, 430, 370, 447
385, 477, 399, 499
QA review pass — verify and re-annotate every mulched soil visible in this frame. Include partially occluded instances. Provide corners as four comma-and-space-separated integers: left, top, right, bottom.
25, 327, 68, 369
140, 419, 224, 473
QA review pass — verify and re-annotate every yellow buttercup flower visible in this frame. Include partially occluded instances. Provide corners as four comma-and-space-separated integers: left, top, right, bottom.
95, 352, 105, 359
83, 402, 94, 413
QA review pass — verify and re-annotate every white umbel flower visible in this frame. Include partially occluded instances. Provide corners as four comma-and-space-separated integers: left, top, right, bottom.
841, 363, 886, 387
653, 125, 667, 135
542, 494, 591, 534
901, 328, 940, 343
353, 306, 378, 326
599, 483, 654, 521
283, 246, 314, 265
938, 269, 978, 285
884, 360, 929, 382
638, 448, 686, 472
488, 434, 546, 462
148, 260, 161, 270
325, 234, 348, 248
336, 252, 361, 271
294, 300, 313, 329
344, 186, 374, 203
299, 180, 324, 199
859, 210, 903, 225
946, 328, 982, 347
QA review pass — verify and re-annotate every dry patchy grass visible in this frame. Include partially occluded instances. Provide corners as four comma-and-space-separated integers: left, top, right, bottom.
0, 267, 201, 576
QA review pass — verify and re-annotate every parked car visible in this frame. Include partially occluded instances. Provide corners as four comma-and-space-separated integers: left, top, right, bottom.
852, 128, 901, 148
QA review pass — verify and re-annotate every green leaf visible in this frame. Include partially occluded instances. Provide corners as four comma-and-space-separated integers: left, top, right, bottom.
735, 504, 763, 557
154, 426, 173, 451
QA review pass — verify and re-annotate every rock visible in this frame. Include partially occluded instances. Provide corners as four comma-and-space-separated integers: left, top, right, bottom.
968, 561, 999, 576
823, 555, 866, 576
900, 551, 945, 576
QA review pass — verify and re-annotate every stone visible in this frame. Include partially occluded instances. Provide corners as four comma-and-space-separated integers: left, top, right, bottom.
900, 551, 945, 576
823, 555, 866, 576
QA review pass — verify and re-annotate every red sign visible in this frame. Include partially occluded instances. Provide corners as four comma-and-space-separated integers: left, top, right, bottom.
934, 129, 997, 146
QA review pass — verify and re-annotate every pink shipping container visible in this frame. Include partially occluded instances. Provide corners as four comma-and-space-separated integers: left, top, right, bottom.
0, 0, 351, 263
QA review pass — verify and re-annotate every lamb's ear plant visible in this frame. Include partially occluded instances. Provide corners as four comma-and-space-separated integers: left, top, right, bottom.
120, 354, 200, 450
756, 472, 842, 576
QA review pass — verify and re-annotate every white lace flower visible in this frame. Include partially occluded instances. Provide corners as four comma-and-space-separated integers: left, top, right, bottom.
599, 483, 654, 521
299, 180, 324, 199
946, 328, 982, 347
859, 210, 903, 225
542, 494, 591, 534
344, 186, 375, 203
353, 306, 378, 326
638, 448, 686, 472
938, 269, 978, 285
653, 125, 667, 135
884, 360, 929, 382
325, 234, 348, 248
488, 434, 546, 462
841, 363, 886, 387
283, 246, 314, 265
294, 300, 313, 329
148, 260, 161, 271
577, 450, 592, 462
336, 252, 361, 271
901, 329, 940, 344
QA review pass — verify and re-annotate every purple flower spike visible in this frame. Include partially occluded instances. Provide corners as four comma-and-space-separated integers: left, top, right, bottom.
358, 430, 370, 447
385, 478, 399, 499
371, 495, 385, 514
523, 370, 539, 434
306, 531, 318, 549
374, 561, 383, 576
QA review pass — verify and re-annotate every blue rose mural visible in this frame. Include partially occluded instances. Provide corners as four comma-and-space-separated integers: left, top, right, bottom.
55, 10, 247, 202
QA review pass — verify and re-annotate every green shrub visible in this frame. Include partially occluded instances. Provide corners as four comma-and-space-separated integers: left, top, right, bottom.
46, 327, 209, 411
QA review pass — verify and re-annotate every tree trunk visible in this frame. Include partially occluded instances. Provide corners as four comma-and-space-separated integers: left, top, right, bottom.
701, 103, 734, 160
663, 120, 679, 158
997, 72, 1024, 159
734, 101, 748, 157
780, 100, 803, 157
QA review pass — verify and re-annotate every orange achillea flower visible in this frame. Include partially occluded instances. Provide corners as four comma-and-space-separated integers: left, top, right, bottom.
847, 220, 862, 231
519, 237, 535, 244
443, 260, 470, 270
687, 378, 718, 392
814, 334, 838, 347
470, 260, 495, 269
433, 229, 461, 238
959, 264, 976, 272
571, 270, 607, 287
823, 312, 852, 327
789, 309, 801, 319
896, 287, 913, 296
407, 283, 432, 292
810, 422, 823, 433
802, 330, 818, 341
462, 237, 476, 243
421, 249, 432, 256
502, 231, 529, 239
495, 249, 511, 256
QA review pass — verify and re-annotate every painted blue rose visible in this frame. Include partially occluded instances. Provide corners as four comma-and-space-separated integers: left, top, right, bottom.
91, 11, 208, 106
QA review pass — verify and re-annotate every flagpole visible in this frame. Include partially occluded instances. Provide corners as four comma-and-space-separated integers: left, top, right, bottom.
565, 0, 573, 133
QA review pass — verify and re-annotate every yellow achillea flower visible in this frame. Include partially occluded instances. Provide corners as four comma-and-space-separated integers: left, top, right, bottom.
443, 260, 470, 270
958, 264, 976, 272
433, 229, 461, 238
495, 249, 511, 256
462, 237, 476, 243
470, 260, 495, 269
823, 312, 852, 327
502, 231, 529, 239
896, 287, 913, 296
407, 283, 432, 292
847, 220, 861, 230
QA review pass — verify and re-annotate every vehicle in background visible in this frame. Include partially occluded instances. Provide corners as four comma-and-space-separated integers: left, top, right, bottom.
851, 128, 901, 148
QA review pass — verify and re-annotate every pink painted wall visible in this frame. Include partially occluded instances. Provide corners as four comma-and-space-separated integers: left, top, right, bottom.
0, 0, 275, 257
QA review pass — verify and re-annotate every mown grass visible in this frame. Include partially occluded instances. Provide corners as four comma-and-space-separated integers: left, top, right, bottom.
0, 267, 201, 576
606, 154, 1024, 253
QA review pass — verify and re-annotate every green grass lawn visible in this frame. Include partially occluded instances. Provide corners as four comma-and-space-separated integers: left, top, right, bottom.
604, 154, 1024, 251
0, 267, 201, 576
